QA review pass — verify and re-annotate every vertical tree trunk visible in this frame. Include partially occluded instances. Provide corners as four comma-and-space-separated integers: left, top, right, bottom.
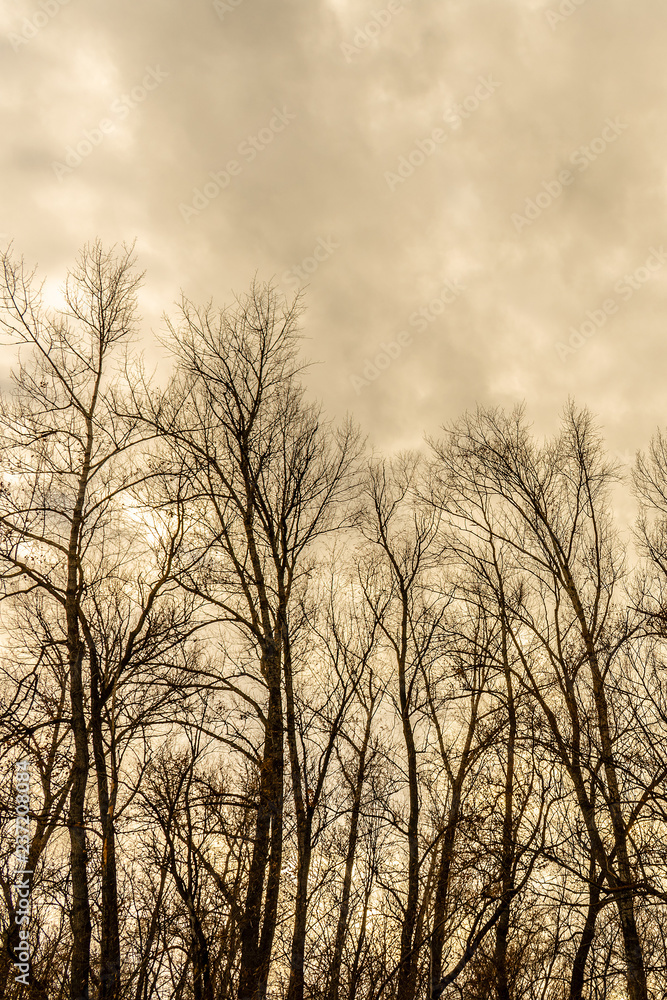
284, 622, 309, 1000
90, 648, 121, 1000
349, 882, 371, 1000
68, 641, 91, 1000
327, 709, 373, 1000
569, 864, 600, 1000
566, 578, 648, 1000
67, 397, 99, 1000
428, 696, 479, 1000
256, 666, 285, 1000
493, 630, 515, 1000
239, 653, 284, 1000
286, 830, 312, 1000
614, 892, 647, 1000
133, 863, 168, 1000
430, 790, 462, 999
190, 907, 215, 1000
396, 602, 420, 1000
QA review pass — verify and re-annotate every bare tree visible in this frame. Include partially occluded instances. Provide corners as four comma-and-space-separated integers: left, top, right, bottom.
429, 403, 651, 1000
0, 242, 147, 1000
5, 243, 667, 1000
0, 243, 199, 1000
359, 454, 445, 1000
133, 281, 362, 1000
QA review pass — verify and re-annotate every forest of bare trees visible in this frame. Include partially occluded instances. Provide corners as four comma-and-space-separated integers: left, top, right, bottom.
3, 243, 667, 1000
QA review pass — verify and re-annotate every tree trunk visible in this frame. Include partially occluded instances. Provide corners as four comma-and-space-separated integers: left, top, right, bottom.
430, 793, 461, 999
615, 891, 647, 1000
239, 652, 284, 1000
67, 406, 98, 1000
569, 865, 601, 1000
565, 575, 648, 1000
68, 642, 91, 1000
396, 609, 420, 1000
190, 907, 215, 1000
349, 881, 371, 1000
493, 634, 515, 1000
286, 828, 312, 1000
327, 710, 372, 1000
90, 648, 121, 1000
284, 618, 309, 1000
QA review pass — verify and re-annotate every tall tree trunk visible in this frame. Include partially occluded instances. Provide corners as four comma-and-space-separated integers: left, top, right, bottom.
133, 861, 168, 1000
565, 575, 648, 1000
428, 693, 479, 1000
614, 892, 647, 1000
493, 631, 515, 1000
286, 831, 312, 1000
239, 652, 284, 1000
396, 605, 420, 1000
565, 769, 645, 1000
284, 610, 347, 1000
284, 623, 309, 1000
569, 861, 601, 1000
430, 790, 462, 999
67, 403, 99, 1000
190, 906, 215, 1000
349, 881, 371, 1000
327, 709, 373, 1000
89, 647, 121, 1000
68, 640, 91, 1000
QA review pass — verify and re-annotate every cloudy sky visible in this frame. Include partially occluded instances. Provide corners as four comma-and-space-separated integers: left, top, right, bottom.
1, 0, 666, 463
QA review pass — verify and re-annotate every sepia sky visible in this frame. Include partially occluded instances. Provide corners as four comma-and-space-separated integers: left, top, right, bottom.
1, 0, 666, 462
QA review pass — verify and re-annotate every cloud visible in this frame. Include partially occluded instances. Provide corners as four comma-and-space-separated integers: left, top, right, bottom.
2, 0, 666, 458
